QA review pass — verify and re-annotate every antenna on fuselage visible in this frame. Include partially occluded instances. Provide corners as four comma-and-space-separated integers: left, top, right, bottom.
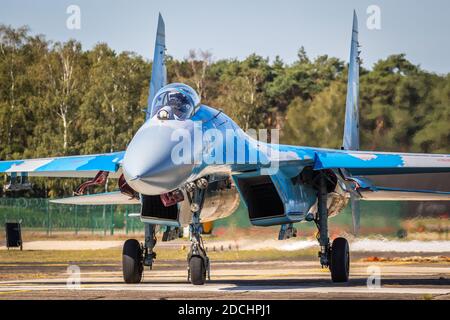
146, 13, 167, 120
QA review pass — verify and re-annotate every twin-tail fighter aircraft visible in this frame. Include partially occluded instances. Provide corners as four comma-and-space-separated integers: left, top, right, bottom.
1, 12, 449, 285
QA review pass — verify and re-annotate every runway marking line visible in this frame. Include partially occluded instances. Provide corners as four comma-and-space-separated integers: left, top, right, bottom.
1, 282, 448, 296
0, 290, 32, 295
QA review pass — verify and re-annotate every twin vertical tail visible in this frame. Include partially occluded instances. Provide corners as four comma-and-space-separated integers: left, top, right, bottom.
343, 10, 360, 151
343, 11, 361, 235
146, 13, 167, 120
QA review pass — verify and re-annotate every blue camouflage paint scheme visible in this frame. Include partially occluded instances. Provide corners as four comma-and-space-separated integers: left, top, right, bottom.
1, 12, 449, 229
348, 167, 450, 175
314, 151, 404, 169
41, 152, 123, 172
0, 152, 124, 173
0, 160, 24, 172
172, 101, 449, 225
313, 151, 450, 174
147, 13, 167, 120
343, 10, 360, 151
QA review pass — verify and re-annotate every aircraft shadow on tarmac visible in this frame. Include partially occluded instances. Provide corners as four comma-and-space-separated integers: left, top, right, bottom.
214, 278, 450, 291
10, 277, 449, 290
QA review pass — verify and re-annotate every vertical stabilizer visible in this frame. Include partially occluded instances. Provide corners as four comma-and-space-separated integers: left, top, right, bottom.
342, 11, 360, 151
147, 13, 167, 120
344, 11, 361, 236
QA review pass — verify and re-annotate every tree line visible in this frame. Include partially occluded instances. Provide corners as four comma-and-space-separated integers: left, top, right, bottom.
0, 25, 448, 196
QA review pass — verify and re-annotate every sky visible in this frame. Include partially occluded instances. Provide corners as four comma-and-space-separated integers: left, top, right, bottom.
1, 0, 449, 74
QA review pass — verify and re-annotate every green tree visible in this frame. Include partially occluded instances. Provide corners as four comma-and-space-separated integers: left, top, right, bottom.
0, 25, 33, 159
214, 54, 271, 130
283, 80, 346, 147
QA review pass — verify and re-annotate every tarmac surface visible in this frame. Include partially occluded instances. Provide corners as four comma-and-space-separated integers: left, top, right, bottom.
0, 257, 449, 300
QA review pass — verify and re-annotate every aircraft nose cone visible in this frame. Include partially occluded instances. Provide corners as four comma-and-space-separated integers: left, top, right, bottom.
123, 120, 195, 195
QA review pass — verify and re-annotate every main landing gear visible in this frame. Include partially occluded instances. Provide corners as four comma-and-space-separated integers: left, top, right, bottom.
186, 178, 210, 285
122, 223, 156, 283
315, 172, 350, 282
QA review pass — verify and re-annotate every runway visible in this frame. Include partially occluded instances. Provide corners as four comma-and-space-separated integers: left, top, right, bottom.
0, 258, 449, 299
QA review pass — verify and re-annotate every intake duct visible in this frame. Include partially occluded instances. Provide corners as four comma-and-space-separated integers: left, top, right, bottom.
235, 176, 284, 222
141, 194, 178, 221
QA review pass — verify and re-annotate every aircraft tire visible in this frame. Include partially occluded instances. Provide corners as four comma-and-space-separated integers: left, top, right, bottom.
189, 256, 206, 285
122, 239, 143, 284
330, 237, 350, 282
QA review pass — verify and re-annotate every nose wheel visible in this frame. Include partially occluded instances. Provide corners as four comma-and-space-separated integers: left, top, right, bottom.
188, 246, 209, 285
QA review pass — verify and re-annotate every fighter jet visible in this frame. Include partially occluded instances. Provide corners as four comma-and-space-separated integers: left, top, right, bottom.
1, 12, 449, 285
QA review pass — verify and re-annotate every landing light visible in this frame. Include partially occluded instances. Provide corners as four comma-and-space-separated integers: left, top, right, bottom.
190, 203, 200, 212
185, 182, 196, 192
196, 178, 208, 190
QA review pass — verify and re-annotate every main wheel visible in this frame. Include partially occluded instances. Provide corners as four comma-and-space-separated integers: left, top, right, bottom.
189, 256, 206, 285
330, 237, 350, 282
122, 239, 143, 284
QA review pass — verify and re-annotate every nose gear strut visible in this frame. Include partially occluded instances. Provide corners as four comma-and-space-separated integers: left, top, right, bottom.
186, 177, 210, 285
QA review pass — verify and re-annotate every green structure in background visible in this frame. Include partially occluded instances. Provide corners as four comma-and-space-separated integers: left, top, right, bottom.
214, 201, 405, 235
0, 198, 143, 235
0, 198, 406, 236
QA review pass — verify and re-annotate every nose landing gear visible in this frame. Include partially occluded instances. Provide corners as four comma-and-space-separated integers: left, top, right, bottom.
187, 212, 210, 285
186, 178, 210, 285
315, 172, 350, 283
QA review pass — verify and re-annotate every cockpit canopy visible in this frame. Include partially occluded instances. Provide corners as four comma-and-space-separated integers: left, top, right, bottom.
150, 83, 200, 120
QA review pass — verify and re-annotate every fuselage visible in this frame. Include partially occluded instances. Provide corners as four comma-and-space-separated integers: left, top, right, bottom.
122, 103, 258, 195
121, 83, 350, 227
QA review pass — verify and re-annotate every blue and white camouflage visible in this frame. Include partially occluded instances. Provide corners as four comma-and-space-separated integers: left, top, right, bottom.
0, 12, 449, 212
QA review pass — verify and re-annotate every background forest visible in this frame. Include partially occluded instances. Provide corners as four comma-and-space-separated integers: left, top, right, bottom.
0, 25, 449, 197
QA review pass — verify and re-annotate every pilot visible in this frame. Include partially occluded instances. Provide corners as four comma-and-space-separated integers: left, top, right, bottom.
167, 91, 193, 120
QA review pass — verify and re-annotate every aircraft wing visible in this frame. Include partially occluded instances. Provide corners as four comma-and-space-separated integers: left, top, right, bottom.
313, 150, 450, 175
0, 151, 124, 178
310, 149, 450, 201
272, 147, 450, 201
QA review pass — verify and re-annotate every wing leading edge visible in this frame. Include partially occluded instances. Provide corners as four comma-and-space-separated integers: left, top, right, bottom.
0, 151, 124, 178
313, 150, 450, 175
272, 146, 450, 201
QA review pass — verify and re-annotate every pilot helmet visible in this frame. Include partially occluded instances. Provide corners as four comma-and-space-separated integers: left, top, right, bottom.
167, 91, 192, 120
151, 83, 200, 120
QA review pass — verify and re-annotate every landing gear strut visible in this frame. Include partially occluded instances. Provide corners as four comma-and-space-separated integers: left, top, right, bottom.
186, 178, 210, 285
122, 223, 156, 284
143, 223, 157, 269
315, 172, 350, 282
